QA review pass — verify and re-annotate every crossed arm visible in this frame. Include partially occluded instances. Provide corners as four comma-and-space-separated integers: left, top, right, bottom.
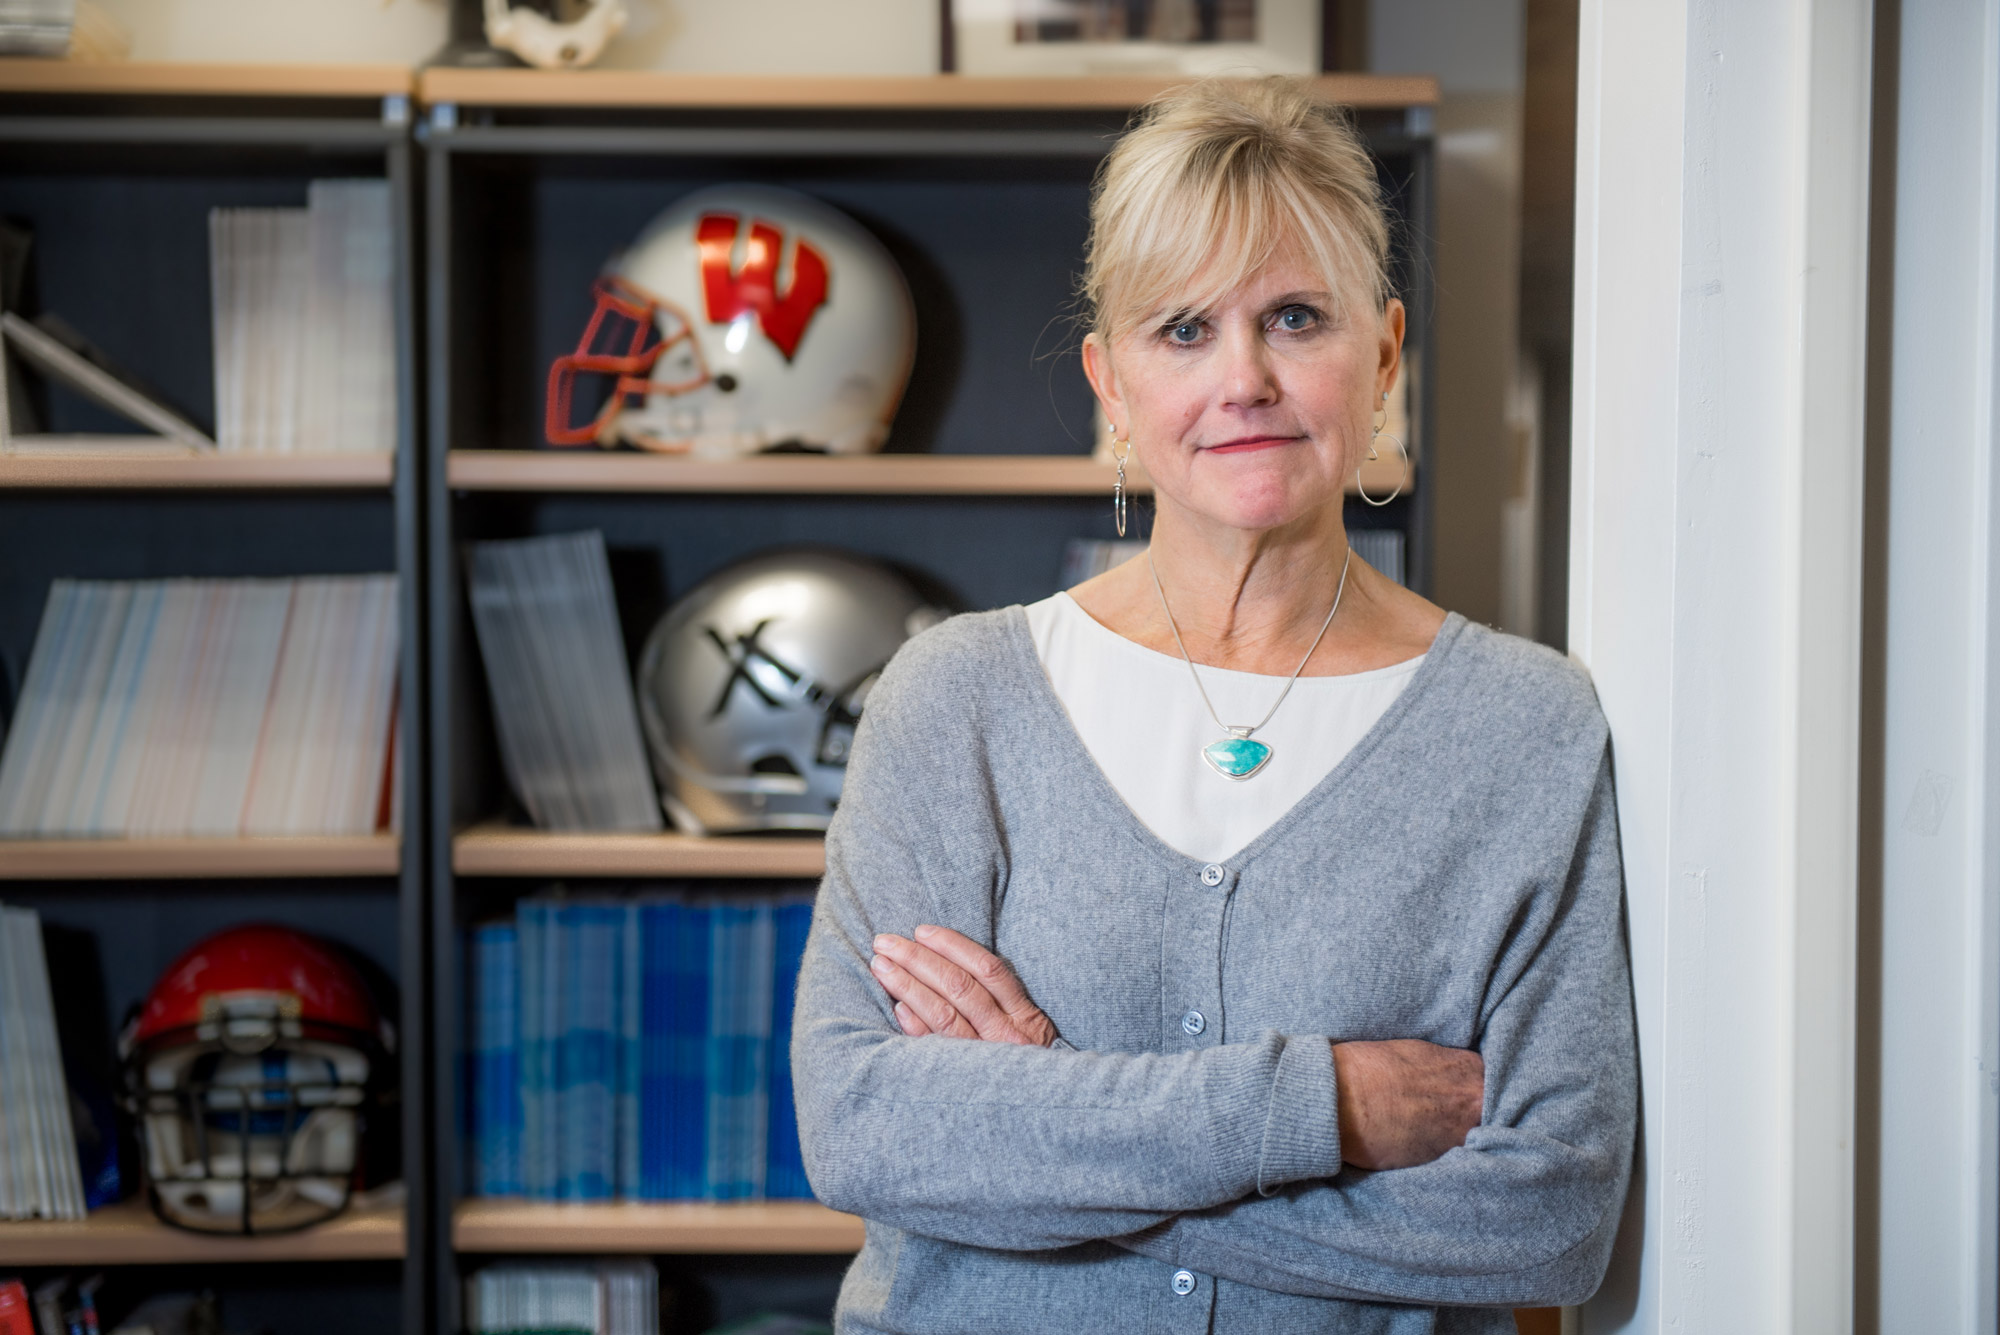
868, 924, 1485, 1175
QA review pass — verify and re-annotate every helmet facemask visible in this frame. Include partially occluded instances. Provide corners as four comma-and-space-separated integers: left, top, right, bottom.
124, 992, 387, 1235
546, 276, 711, 450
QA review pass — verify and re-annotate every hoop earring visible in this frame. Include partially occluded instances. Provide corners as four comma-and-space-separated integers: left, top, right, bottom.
1111, 431, 1132, 537
1359, 396, 1408, 507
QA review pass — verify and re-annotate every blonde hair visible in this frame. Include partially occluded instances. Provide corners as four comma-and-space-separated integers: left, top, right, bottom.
1083, 78, 1392, 339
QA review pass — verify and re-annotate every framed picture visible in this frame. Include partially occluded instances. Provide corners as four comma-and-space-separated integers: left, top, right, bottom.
948, 0, 1321, 78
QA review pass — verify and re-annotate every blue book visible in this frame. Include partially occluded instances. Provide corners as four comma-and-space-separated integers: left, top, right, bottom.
515, 900, 544, 1199
765, 895, 815, 1199
558, 900, 622, 1200
617, 899, 642, 1201
469, 922, 521, 1196
707, 900, 774, 1200
636, 896, 676, 1199
516, 897, 561, 1200
671, 900, 713, 1198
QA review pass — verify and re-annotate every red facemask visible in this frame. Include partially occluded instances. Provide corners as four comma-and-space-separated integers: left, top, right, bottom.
545, 276, 711, 447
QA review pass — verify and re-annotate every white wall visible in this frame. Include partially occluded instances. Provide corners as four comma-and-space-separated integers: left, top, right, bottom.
1870, 0, 2000, 1329
1569, 0, 1872, 1330
592, 0, 935, 75
90, 0, 938, 73
94, 0, 450, 64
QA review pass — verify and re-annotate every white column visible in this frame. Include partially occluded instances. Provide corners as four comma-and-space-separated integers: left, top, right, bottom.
1568, 2, 1873, 1331
1873, 1, 2000, 1330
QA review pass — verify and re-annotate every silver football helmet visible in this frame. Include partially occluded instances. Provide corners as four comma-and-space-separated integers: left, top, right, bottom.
636, 550, 947, 834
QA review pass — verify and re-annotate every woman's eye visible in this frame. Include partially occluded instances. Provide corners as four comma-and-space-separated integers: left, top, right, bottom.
1168, 321, 1203, 344
1275, 306, 1318, 332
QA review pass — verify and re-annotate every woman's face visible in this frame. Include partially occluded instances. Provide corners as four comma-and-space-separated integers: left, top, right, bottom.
1084, 251, 1404, 535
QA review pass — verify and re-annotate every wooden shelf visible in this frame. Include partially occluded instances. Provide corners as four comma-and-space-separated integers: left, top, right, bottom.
446, 449, 1403, 498
0, 1197, 404, 1265
447, 450, 1138, 496
0, 834, 400, 880
454, 825, 823, 879
454, 1199, 863, 1254
0, 444, 394, 490
418, 69, 1436, 112
0, 60, 412, 100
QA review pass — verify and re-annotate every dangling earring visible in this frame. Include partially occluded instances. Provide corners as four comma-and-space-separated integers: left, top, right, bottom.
1358, 391, 1409, 507
1110, 426, 1132, 538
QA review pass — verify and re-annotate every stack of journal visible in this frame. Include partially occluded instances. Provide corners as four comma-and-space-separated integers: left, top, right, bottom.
467, 891, 815, 1203
209, 180, 396, 455
463, 1261, 658, 1335
0, 902, 86, 1222
466, 531, 660, 832
0, 576, 400, 838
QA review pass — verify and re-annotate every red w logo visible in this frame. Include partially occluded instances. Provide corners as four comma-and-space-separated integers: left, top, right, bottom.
696, 213, 830, 362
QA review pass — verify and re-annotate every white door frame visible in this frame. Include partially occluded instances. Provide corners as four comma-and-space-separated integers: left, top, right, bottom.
1870, 1, 2000, 1330
1569, 1, 1874, 1330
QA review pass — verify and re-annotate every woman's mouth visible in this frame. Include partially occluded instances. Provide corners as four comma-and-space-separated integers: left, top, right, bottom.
1203, 436, 1299, 454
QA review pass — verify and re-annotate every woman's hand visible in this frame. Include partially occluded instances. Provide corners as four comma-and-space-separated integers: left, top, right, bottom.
1332, 1039, 1485, 1171
869, 925, 1059, 1047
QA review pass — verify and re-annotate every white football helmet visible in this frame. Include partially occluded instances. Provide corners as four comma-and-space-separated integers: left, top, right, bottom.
547, 185, 917, 457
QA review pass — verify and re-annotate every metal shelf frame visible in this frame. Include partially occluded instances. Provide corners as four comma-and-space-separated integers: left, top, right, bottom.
423, 83, 1432, 1333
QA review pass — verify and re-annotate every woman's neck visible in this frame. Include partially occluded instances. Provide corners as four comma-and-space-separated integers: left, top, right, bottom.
1145, 505, 1352, 667
1069, 500, 1446, 677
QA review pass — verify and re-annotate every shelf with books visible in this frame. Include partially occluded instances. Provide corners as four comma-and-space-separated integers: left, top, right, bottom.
0, 446, 395, 489
0, 75, 425, 1335
453, 1199, 862, 1255
0, 1196, 405, 1266
0, 834, 400, 880
453, 825, 822, 879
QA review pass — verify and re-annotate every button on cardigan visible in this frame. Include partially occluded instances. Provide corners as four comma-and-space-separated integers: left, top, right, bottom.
792, 607, 1637, 1334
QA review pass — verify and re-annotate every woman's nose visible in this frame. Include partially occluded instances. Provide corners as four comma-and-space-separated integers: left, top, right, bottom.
1216, 327, 1279, 408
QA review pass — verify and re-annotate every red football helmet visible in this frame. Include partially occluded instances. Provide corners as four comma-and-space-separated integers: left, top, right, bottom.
119, 925, 395, 1235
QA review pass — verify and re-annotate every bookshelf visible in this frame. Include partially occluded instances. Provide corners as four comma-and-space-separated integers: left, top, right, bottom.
453, 825, 823, 879
0, 63, 1437, 1334
424, 74, 1431, 1332
416, 67, 1438, 112
0, 60, 412, 100
0, 834, 399, 880
0, 1198, 405, 1266
445, 448, 1411, 497
0, 448, 395, 489
453, 1200, 863, 1255
0, 71, 424, 1335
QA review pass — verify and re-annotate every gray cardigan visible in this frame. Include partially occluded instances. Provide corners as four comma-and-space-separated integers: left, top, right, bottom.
792, 607, 1636, 1334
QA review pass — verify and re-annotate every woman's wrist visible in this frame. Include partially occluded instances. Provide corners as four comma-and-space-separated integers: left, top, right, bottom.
1331, 1038, 1485, 1172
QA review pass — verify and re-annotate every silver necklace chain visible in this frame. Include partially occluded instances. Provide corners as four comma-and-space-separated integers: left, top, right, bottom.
1147, 544, 1354, 739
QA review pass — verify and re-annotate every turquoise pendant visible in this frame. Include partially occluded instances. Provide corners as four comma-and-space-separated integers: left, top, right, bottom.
1202, 735, 1272, 780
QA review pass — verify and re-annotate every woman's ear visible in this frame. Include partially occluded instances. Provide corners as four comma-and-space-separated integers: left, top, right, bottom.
1376, 298, 1407, 402
1081, 332, 1126, 434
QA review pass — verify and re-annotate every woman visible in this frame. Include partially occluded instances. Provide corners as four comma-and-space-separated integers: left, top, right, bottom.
793, 79, 1635, 1334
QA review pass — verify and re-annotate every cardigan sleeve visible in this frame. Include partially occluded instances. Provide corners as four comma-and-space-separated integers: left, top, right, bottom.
789, 631, 1345, 1252
1111, 752, 1637, 1308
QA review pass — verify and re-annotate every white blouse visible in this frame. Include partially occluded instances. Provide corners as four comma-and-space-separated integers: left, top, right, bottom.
1023, 591, 1424, 863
